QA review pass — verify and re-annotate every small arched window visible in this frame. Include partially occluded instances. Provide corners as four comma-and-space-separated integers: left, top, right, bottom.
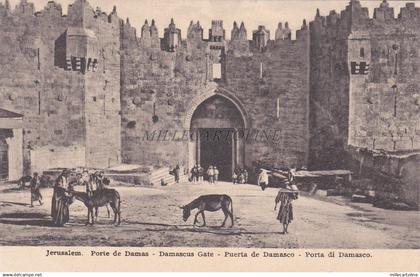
360, 47, 365, 58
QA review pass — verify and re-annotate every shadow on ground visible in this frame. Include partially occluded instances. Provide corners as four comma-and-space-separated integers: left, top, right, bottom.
0, 212, 54, 227
124, 220, 283, 236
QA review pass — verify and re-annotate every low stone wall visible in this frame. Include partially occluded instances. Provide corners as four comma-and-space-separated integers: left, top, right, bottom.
30, 145, 85, 174
346, 146, 420, 209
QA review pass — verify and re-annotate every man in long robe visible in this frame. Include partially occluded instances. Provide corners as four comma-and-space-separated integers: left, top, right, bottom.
51, 170, 73, 227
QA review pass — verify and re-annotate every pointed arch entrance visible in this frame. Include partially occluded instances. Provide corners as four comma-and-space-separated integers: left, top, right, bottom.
185, 88, 249, 181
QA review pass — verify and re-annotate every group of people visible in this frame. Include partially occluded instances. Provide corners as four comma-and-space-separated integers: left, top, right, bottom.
189, 164, 204, 182
51, 169, 110, 227
189, 165, 220, 184
206, 165, 219, 184
232, 168, 248, 184
28, 163, 299, 233
24, 168, 110, 227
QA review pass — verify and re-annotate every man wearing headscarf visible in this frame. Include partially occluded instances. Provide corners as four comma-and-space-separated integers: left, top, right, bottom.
51, 169, 73, 227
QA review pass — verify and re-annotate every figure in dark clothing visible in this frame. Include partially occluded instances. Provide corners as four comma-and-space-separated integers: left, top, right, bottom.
51, 169, 73, 227
274, 186, 299, 234
30, 172, 43, 207
190, 166, 198, 182
174, 165, 180, 183
197, 164, 204, 182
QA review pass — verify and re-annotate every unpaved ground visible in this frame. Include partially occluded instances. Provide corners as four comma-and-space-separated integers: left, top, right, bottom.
0, 181, 419, 248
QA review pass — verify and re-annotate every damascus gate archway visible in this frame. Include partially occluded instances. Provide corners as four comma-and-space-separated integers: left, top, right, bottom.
186, 89, 249, 181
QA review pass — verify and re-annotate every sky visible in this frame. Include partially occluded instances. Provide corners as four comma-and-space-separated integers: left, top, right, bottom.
7, 0, 416, 39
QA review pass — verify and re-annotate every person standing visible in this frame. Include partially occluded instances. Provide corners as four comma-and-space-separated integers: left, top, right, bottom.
30, 172, 43, 207
207, 166, 214, 184
51, 169, 73, 227
190, 166, 197, 183
174, 165, 180, 183
213, 166, 219, 184
257, 169, 269, 191
197, 164, 204, 182
82, 170, 94, 198
274, 185, 299, 234
232, 171, 238, 184
243, 169, 249, 184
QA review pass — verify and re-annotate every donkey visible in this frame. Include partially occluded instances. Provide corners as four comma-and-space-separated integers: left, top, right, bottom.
71, 188, 121, 226
180, 194, 234, 228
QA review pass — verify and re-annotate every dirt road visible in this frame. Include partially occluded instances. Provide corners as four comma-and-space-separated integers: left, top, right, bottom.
0, 181, 419, 248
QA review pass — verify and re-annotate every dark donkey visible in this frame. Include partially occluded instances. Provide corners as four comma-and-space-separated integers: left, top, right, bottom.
180, 194, 234, 228
72, 188, 121, 226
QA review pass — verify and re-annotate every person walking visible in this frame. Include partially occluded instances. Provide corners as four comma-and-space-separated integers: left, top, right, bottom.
213, 166, 219, 184
274, 185, 299, 234
30, 172, 43, 207
257, 169, 269, 191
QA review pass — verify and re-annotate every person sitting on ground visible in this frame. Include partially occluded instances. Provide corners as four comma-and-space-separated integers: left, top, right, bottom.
30, 172, 43, 207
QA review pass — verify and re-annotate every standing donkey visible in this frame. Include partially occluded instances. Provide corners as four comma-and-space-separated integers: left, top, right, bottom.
71, 188, 121, 226
180, 194, 234, 228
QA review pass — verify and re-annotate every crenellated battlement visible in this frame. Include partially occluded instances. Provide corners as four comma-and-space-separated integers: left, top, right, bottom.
0, 0, 121, 31
310, 0, 420, 39
120, 18, 308, 57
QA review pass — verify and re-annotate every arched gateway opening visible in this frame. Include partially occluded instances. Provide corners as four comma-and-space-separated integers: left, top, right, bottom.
188, 92, 247, 181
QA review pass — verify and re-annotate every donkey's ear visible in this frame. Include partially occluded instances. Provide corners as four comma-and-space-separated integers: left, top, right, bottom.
179, 206, 184, 209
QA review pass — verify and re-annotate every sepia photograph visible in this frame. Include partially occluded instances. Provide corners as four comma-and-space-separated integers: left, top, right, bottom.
0, 0, 419, 253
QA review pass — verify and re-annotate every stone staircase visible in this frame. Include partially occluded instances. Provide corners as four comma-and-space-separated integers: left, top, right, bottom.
149, 166, 187, 186
105, 165, 187, 187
